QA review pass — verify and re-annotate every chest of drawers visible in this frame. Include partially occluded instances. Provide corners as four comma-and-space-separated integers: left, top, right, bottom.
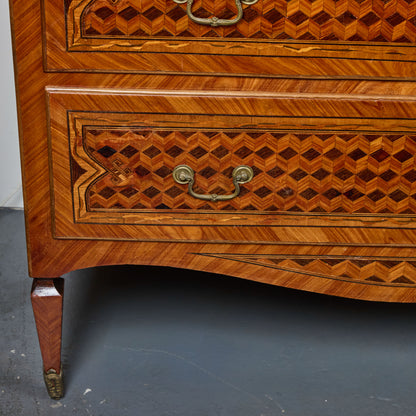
10, 0, 416, 399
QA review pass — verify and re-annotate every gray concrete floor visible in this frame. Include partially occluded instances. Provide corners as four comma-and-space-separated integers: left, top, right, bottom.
1, 208, 416, 415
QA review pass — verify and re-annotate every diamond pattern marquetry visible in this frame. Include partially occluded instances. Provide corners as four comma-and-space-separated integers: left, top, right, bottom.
202, 254, 416, 286
265, 257, 416, 285
79, 0, 416, 42
74, 128, 416, 213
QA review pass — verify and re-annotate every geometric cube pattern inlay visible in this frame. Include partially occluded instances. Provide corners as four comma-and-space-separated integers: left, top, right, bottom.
198, 253, 416, 285
79, 0, 416, 42
74, 128, 416, 213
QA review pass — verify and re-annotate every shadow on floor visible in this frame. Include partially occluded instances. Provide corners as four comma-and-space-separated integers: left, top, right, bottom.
1, 208, 416, 415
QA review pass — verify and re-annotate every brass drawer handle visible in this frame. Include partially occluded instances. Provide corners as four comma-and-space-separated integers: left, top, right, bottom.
173, 0, 259, 27
173, 165, 254, 201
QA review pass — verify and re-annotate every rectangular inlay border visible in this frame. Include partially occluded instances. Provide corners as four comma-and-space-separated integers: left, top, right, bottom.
41, 0, 416, 76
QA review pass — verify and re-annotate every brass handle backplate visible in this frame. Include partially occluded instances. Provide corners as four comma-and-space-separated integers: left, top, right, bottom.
173, 165, 254, 201
173, 0, 259, 27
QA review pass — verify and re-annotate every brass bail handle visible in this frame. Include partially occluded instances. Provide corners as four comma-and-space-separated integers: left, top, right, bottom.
173, 0, 259, 27
173, 165, 254, 201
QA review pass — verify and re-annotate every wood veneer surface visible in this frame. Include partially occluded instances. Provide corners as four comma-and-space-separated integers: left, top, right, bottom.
42, 0, 416, 77
9, 0, 416, 302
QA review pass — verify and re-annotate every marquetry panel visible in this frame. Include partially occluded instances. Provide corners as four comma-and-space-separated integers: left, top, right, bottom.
49, 89, 416, 244
78, 127, 416, 214
79, 0, 416, 42
40, 0, 416, 75
198, 253, 416, 286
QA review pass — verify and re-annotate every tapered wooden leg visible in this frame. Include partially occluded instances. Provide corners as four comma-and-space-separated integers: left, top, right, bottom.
31, 278, 64, 399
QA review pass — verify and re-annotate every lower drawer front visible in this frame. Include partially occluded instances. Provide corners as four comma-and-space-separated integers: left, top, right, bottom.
48, 88, 416, 245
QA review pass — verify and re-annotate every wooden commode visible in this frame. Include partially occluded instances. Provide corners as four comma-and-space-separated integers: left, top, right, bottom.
9, 0, 416, 398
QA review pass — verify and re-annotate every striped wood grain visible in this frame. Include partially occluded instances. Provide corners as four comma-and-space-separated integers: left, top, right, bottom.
40, 0, 416, 76
31, 279, 64, 373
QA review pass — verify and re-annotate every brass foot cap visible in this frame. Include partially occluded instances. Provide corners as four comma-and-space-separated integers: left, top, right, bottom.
43, 368, 64, 399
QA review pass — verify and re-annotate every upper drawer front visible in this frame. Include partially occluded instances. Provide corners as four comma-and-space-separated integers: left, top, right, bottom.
49, 88, 416, 243
44, 0, 416, 77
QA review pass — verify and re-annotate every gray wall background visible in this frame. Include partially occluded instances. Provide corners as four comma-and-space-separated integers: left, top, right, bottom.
1, 3, 22, 208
